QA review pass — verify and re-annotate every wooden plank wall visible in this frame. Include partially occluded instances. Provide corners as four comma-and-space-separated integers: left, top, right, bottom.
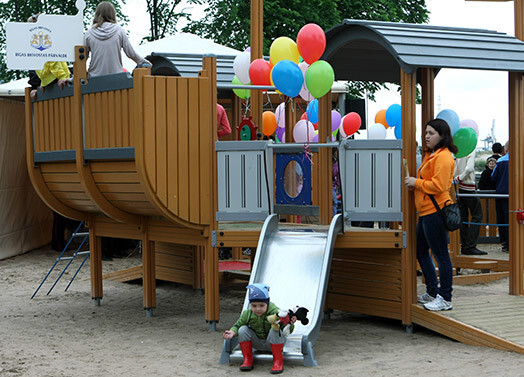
83, 89, 134, 149
327, 248, 403, 320
33, 97, 74, 152
155, 242, 198, 287
141, 75, 212, 226
90, 161, 157, 216
40, 162, 97, 212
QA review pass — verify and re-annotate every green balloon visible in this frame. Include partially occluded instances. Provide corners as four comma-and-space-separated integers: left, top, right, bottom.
453, 127, 478, 158
232, 76, 250, 99
305, 60, 334, 99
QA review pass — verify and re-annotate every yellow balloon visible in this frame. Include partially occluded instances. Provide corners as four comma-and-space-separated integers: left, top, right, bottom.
270, 37, 300, 65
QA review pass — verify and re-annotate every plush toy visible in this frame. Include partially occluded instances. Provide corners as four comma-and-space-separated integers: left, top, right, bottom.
267, 306, 310, 335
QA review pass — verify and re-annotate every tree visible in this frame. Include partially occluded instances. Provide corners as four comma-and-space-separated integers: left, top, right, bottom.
183, 0, 429, 98
0, 0, 127, 83
143, 0, 203, 42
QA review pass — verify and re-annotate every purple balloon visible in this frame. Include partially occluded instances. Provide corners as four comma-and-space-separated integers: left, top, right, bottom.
276, 127, 286, 143
331, 110, 341, 132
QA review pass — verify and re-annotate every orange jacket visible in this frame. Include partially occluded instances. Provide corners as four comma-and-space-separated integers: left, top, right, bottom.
414, 148, 455, 216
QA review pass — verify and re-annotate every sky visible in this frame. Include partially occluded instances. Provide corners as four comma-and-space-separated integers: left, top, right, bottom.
122, 0, 516, 146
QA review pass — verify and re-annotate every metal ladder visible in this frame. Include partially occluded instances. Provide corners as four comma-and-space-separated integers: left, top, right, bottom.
31, 221, 90, 298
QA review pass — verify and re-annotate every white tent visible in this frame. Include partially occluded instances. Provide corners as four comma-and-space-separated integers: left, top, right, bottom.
0, 98, 53, 260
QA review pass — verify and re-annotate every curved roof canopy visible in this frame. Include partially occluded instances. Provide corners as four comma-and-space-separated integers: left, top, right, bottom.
324, 19, 524, 83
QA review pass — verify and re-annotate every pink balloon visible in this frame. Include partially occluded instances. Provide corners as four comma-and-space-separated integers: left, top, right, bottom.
275, 102, 286, 128
298, 62, 314, 102
460, 119, 479, 136
331, 110, 341, 132
293, 120, 315, 143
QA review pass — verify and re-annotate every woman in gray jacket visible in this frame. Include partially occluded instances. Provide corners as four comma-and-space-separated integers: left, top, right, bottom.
84, 2, 150, 77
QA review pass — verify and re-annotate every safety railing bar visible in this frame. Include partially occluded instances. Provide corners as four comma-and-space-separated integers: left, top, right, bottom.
456, 193, 509, 198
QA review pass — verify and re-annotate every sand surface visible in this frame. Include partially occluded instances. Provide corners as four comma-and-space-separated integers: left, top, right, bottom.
1, 244, 523, 377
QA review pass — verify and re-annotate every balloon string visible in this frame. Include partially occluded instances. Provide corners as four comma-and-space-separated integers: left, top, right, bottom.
264, 91, 273, 111
244, 97, 250, 118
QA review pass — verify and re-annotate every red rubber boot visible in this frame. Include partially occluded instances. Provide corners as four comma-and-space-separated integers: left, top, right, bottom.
239, 341, 254, 371
270, 343, 284, 374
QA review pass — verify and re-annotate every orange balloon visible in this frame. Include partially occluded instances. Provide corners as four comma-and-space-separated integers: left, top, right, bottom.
375, 109, 389, 129
262, 111, 278, 136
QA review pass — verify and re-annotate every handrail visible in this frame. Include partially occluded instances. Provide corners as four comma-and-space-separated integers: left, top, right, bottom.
457, 192, 509, 199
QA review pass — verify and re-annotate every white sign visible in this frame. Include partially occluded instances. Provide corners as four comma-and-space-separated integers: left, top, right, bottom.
6, 0, 85, 70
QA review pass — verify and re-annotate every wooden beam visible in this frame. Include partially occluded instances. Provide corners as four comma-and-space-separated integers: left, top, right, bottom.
400, 68, 417, 326
318, 91, 333, 224
141, 218, 156, 310
88, 214, 103, 301
250, 0, 263, 131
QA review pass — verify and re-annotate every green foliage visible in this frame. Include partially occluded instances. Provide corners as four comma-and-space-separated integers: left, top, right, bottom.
0, 0, 127, 83
143, 0, 204, 42
183, 0, 429, 98
184, 0, 340, 53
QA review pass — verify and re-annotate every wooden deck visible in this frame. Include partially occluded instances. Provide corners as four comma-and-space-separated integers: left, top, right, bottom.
412, 289, 524, 354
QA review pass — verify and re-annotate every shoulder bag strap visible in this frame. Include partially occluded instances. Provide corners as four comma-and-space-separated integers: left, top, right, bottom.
428, 194, 442, 212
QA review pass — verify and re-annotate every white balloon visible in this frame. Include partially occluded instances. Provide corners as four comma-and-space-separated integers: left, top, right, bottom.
233, 51, 251, 84
368, 123, 387, 139
275, 102, 286, 128
339, 115, 347, 138
293, 120, 315, 142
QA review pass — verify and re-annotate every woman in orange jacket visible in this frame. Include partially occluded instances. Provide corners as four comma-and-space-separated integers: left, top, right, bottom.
404, 119, 457, 311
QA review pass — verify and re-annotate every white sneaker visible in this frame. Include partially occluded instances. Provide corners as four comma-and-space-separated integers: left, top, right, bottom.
423, 294, 452, 311
417, 293, 436, 304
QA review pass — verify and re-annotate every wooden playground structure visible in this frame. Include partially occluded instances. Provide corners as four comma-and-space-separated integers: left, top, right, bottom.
24, 1, 524, 355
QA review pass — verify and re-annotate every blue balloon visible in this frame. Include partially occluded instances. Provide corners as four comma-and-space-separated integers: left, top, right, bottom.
436, 109, 460, 135
306, 99, 319, 123
386, 104, 401, 128
394, 123, 402, 139
271, 60, 303, 98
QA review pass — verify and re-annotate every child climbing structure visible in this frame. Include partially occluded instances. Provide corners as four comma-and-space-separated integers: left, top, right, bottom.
17, 0, 524, 358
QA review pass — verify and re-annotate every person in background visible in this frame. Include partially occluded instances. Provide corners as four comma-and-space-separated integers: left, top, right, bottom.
84, 2, 150, 77
404, 118, 456, 311
478, 157, 497, 191
491, 141, 510, 252
490, 142, 504, 161
27, 14, 70, 100
454, 151, 487, 256
217, 103, 231, 138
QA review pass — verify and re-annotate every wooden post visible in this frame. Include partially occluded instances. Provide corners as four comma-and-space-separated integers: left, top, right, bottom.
88, 214, 103, 303
250, 0, 263, 130
318, 91, 333, 224
285, 101, 298, 223
508, 0, 524, 295
141, 218, 156, 315
202, 57, 220, 326
400, 69, 417, 325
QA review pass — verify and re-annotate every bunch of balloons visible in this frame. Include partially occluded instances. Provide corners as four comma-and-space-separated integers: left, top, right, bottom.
436, 109, 478, 158
231, 23, 334, 101
372, 104, 401, 140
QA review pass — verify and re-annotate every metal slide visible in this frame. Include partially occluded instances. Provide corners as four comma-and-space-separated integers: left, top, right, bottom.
219, 213, 343, 367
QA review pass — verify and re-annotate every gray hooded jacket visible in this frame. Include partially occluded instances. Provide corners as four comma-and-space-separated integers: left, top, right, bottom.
84, 22, 146, 77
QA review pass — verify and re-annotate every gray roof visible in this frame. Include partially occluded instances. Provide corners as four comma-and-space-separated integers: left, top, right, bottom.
324, 19, 524, 83
146, 52, 237, 98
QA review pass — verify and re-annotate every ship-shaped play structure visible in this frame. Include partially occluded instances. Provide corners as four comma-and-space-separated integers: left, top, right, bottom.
25, 19, 524, 363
